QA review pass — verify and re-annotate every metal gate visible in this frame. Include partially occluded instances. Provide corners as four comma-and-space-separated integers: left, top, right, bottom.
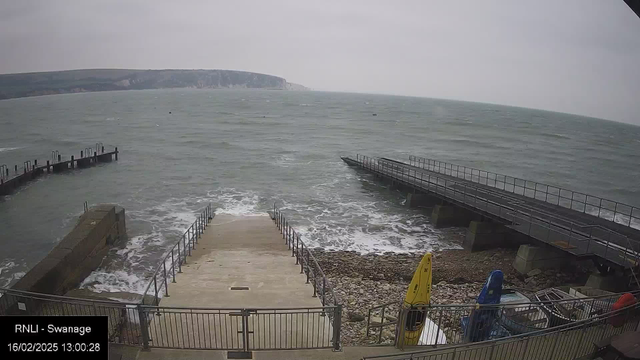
141, 306, 341, 352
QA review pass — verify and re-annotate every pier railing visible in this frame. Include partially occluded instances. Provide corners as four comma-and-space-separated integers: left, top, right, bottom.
363, 301, 640, 360
353, 155, 640, 269
407, 155, 640, 230
141, 203, 214, 306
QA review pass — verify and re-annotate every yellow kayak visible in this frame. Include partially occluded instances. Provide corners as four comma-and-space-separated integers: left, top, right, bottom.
402, 253, 432, 346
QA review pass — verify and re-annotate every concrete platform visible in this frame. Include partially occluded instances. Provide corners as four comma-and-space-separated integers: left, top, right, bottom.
136, 345, 403, 360
159, 214, 319, 308
147, 215, 332, 350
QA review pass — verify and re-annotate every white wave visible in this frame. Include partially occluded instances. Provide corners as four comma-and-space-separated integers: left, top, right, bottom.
0, 260, 26, 288
80, 270, 149, 294
0, 147, 21, 153
78, 197, 205, 294
207, 188, 265, 216
281, 198, 457, 254
586, 208, 640, 230
275, 154, 295, 168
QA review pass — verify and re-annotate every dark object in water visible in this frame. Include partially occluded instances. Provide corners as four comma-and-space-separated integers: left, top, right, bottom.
372, 113, 377, 116
169, 111, 172, 114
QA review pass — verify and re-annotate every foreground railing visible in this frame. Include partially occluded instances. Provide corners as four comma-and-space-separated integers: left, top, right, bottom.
363, 301, 640, 360
141, 203, 214, 306
353, 155, 640, 268
0, 288, 340, 351
367, 290, 640, 350
407, 155, 640, 230
141, 305, 340, 351
0, 288, 144, 346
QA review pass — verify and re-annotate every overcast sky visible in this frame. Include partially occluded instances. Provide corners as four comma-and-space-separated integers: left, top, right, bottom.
1, 1, 639, 124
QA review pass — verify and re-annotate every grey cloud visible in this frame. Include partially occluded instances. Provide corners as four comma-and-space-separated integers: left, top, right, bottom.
0, 0, 639, 124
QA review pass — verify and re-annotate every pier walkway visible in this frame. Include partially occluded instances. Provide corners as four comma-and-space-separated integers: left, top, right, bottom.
342, 155, 640, 270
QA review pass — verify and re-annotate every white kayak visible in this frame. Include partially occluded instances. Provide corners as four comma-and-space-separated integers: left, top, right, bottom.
418, 317, 447, 345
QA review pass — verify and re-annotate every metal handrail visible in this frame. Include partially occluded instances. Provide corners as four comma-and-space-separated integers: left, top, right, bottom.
407, 155, 640, 229
271, 204, 339, 310
354, 155, 639, 267
141, 203, 214, 306
0, 287, 139, 306
271, 204, 343, 351
140, 305, 340, 311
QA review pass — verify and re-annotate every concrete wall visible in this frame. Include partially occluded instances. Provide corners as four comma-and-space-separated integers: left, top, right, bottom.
512, 244, 571, 275
11, 204, 127, 295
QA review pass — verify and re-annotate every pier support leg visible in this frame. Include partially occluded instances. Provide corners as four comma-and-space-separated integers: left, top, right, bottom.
463, 221, 510, 251
512, 244, 571, 275
430, 205, 476, 228
585, 272, 627, 292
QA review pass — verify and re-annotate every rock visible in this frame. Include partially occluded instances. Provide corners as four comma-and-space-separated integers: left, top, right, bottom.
467, 292, 476, 299
385, 314, 398, 322
525, 277, 536, 285
382, 329, 394, 339
527, 269, 542, 277
347, 312, 365, 322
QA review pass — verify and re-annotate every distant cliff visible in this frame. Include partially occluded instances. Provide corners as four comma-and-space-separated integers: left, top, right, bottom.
0, 69, 309, 100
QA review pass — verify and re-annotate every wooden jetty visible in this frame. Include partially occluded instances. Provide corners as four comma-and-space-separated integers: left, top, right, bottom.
0, 144, 118, 196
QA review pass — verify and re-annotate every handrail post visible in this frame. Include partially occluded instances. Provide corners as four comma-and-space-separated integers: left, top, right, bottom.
178, 241, 182, 272
163, 262, 169, 297
153, 276, 159, 306
322, 277, 327, 306
171, 250, 176, 282
306, 251, 310, 283
292, 234, 296, 257
137, 306, 150, 350
300, 242, 304, 273
333, 305, 342, 351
